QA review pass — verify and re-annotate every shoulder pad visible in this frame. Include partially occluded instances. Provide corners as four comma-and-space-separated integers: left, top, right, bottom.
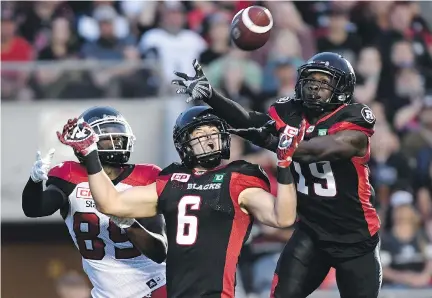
122, 164, 161, 186
229, 161, 270, 185
328, 104, 375, 137
48, 161, 88, 185
268, 98, 302, 131
159, 162, 185, 176
342, 103, 376, 126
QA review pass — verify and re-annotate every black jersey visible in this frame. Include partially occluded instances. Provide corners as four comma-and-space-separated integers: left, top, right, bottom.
269, 99, 380, 254
156, 160, 270, 298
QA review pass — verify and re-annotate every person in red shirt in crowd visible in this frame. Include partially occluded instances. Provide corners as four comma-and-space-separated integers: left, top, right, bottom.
1, 9, 34, 100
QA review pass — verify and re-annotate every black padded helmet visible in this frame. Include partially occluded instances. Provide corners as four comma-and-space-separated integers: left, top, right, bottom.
295, 52, 356, 113
173, 106, 231, 169
75, 106, 135, 165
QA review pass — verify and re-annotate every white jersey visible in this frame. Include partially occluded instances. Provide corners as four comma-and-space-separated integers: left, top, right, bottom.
47, 161, 166, 298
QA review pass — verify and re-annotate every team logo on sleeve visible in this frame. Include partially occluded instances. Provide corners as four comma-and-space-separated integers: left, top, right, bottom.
361, 107, 376, 124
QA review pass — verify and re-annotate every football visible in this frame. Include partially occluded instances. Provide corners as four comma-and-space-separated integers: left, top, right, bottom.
230, 6, 273, 51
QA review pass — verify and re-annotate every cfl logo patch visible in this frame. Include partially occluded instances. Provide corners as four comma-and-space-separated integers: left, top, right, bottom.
171, 173, 191, 183
282, 125, 299, 138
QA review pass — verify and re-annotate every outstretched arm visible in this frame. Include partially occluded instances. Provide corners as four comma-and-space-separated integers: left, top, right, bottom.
84, 152, 159, 218
172, 59, 270, 129
207, 90, 270, 128
293, 130, 368, 163
56, 120, 159, 218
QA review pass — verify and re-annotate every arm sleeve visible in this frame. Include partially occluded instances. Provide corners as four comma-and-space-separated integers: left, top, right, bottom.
229, 162, 271, 202
22, 178, 71, 218
207, 90, 270, 128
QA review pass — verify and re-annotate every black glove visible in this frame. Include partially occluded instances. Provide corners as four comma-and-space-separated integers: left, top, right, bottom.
228, 120, 278, 150
172, 59, 213, 103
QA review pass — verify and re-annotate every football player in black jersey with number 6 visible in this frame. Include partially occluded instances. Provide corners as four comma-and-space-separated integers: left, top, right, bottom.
172, 53, 382, 298
56, 106, 306, 298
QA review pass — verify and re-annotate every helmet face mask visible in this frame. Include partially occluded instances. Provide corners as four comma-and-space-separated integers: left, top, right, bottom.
295, 52, 356, 114
174, 107, 231, 169
75, 107, 135, 166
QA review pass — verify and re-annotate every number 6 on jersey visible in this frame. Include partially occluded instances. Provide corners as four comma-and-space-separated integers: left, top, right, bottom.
176, 195, 202, 245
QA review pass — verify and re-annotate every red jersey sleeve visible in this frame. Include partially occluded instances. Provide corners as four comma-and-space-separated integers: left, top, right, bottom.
47, 161, 88, 184
229, 162, 271, 204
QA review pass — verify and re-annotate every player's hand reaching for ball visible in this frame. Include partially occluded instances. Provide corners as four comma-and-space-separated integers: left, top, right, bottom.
56, 118, 99, 156
30, 148, 56, 182
172, 59, 213, 103
277, 120, 306, 168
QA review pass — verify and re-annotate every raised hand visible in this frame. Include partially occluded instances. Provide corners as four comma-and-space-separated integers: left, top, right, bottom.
30, 148, 56, 182
56, 118, 99, 156
172, 59, 213, 103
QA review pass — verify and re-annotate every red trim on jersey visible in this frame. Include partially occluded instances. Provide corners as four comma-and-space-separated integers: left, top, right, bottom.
221, 173, 269, 297
352, 160, 380, 236
149, 285, 167, 298
268, 105, 287, 131
315, 104, 346, 126
328, 121, 374, 137
48, 161, 88, 184
352, 138, 371, 164
270, 273, 279, 298
156, 175, 171, 197
122, 164, 161, 186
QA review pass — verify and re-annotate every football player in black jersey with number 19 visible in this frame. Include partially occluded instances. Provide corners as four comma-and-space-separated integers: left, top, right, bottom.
172, 52, 382, 298
56, 105, 306, 298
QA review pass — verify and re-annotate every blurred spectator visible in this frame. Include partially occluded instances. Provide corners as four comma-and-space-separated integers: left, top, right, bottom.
187, 1, 218, 32
78, 1, 130, 42
370, 126, 412, 208
81, 5, 136, 60
261, 30, 304, 93
206, 47, 261, 108
265, 1, 316, 60
38, 17, 78, 60
402, 98, 432, 193
317, 8, 362, 64
354, 47, 382, 105
199, 12, 231, 65
392, 67, 425, 131
139, 2, 206, 84
18, 1, 74, 53
1, 10, 34, 62
55, 271, 91, 298
1, 9, 34, 101
381, 201, 432, 288
31, 17, 99, 99
260, 58, 297, 110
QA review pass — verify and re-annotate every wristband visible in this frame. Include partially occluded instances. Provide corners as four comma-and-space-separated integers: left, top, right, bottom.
83, 150, 103, 175
277, 166, 294, 184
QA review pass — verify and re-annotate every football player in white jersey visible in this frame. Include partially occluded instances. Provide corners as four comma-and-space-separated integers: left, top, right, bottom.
22, 106, 167, 298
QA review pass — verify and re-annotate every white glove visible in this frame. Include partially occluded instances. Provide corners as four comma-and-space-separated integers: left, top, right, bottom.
30, 148, 56, 183
109, 215, 136, 229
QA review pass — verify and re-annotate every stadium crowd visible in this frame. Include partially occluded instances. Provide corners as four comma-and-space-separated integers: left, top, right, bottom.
2, 0, 432, 296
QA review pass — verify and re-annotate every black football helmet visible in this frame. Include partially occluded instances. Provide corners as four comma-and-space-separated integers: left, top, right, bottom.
295, 52, 356, 113
173, 106, 231, 169
75, 106, 135, 165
